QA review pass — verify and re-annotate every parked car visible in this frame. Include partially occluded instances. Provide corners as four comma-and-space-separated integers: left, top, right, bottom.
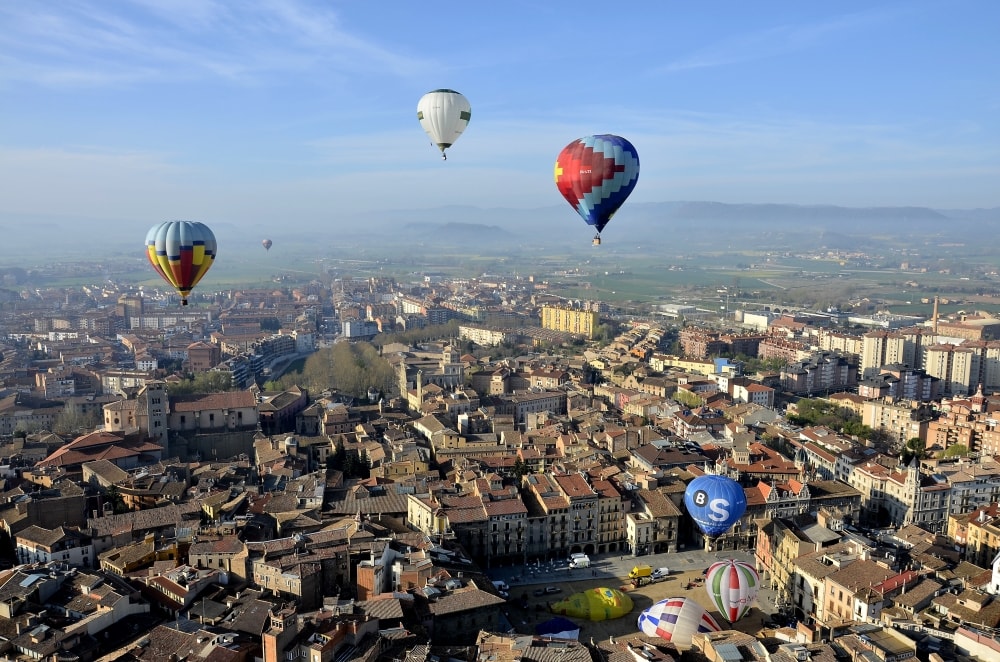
651, 567, 670, 580
544, 586, 562, 594
533, 588, 545, 597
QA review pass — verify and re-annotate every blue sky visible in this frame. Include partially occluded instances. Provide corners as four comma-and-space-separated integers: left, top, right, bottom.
1, 0, 998, 230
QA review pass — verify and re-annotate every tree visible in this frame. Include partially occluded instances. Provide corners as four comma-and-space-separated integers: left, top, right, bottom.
273, 342, 396, 398
53, 408, 101, 436
901, 437, 927, 465
104, 485, 128, 514
674, 389, 703, 408
168, 371, 234, 395
943, 444, 969, 458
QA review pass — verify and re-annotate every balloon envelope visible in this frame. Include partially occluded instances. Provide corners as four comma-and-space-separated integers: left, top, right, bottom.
554, 134, 639, 235
550, 587, 633, 622
262, 239, 272, 251
683, 474, 747, 538
417, 89, 471, 159
637, 597, 722, 648
145, 221, 217, 305
535, 616, 580, 640
705, 559, 760, 623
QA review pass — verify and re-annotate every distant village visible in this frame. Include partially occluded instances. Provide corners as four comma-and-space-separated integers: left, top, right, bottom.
3, 273, 1000, 662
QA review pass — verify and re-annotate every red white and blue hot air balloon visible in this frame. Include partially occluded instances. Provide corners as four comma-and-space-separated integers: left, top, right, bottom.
704, 559, 760, 623
637, 597, 722, 648
554, 134, 639, 245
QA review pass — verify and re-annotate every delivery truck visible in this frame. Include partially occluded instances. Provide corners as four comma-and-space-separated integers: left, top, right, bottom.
628, 564, 652, 579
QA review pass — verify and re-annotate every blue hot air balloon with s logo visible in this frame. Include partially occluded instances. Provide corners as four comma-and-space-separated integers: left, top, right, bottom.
683, 474, 746, 539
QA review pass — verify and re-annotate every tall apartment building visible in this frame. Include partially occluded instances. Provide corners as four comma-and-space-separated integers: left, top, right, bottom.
924, 344, 980, 396
780, 351, 858, 395
818, 330, 864, 358
678, 328, 728, 358
540, 306, 599, 339
860, 331, 915, 379
116, 294, 143, 330
857, 365, 940, 402
861, 398, 931, 444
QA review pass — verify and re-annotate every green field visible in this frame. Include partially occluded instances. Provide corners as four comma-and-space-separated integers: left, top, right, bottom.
7, 238, 1000, 319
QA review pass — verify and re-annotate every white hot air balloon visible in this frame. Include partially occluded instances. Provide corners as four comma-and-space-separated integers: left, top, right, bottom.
704, 559, 760, 623
416, 89, 471, 160
637, 597, 722, 648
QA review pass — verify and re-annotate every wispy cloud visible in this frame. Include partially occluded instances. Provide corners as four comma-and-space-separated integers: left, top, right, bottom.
0, 0, 433, 88
656, 9, 895, 73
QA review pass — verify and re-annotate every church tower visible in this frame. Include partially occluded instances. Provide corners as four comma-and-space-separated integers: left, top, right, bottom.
440, 343, 464, 387
142, 380, 169, 455
904, 455, 920, 525
262, 608, 298, 662
972, 383, 986, 413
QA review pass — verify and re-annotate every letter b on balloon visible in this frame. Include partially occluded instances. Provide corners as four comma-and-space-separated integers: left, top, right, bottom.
684, 475, 747, 539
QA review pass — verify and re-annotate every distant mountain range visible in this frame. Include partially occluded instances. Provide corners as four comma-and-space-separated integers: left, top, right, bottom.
5, 202, 998, 258
347, 201, 999, 251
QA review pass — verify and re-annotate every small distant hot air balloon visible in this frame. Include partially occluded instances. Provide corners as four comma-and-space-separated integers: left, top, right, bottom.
683, 474, 747, 540
637, 597, 722, 648
145, 221, 217, 306
704, 559, 760, 623
417, 89, 471, 160
262, 239, 272, 251
554, 134, 639, 245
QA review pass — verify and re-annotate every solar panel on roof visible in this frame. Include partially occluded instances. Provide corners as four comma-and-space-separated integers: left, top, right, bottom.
714, 643, 742, 662
19, 574, 45, 587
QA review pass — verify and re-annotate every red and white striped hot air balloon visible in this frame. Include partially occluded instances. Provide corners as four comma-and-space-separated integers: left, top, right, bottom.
704, 559, 760, 623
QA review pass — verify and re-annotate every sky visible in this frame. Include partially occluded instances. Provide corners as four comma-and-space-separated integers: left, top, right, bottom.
1, 0, 999, 232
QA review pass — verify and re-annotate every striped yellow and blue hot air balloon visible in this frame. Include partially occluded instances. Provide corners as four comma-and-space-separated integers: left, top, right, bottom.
145, 221, 217, 306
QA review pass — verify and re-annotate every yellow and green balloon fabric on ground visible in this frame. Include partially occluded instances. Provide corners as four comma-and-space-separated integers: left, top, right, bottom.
549, 587, 633, 621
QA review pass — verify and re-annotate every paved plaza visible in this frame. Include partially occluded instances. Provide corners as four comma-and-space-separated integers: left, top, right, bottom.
487, 547, 782, 643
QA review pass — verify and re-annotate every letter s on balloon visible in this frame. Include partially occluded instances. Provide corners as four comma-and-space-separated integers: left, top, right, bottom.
708, 498, 731, 522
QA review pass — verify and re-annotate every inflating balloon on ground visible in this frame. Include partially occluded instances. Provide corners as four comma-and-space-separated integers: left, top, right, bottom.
637, 597, 722, 648
550, 587, 633, 621
705, 559, 760, 623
